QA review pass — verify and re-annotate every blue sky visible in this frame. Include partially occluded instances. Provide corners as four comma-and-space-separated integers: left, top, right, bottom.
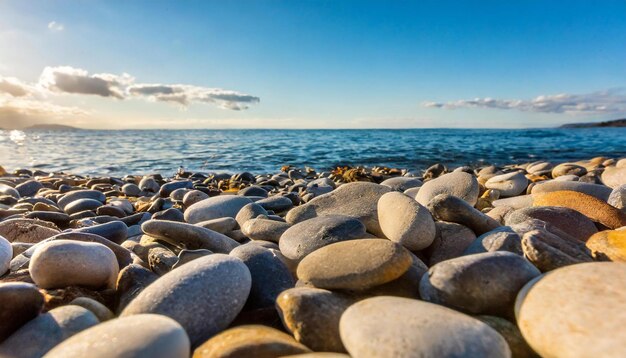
0, 0, 625, 129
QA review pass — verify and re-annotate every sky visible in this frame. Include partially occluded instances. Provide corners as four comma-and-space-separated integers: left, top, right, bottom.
0, 0, 625, 129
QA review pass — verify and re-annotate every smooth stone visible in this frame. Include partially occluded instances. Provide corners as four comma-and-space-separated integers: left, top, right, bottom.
415, 171, 479, 206
183, 190, 210, 207
159, 180, 193, 197
532, 190, 626, 229
426, 221, 476, 265
29, 240, 119, 289
24, 211, 70, 228
297, 239, 412, 290
521, 229, 593, 272
45, 314, 190, 358
420, 252, 540, 317
276, 287, 353, 352
256, 196, 294, 212
516, 262, 626, 358
238, 185, 269, 197
0, 218, 60, 243
193, 325, 310, 358
0, 283, 44, 342
585, 230, 626, 262
121, 183, 142, 196
229, 243, 294, 309
427, 194, 501, 235
114, 263, 159, 314
0, 235, 11, 275
526, 161, 553, 175
241, 218, 290, 243
553, 174, 579, 181
172, 249, 212, 269
492, 195, 533, 209
463, 226, 523, 256
184, 196, 253, 224
152, 207, 185, 222
476, 315, 538, 358
601, 166, 626, 188
0, 305, 99, 358
15, 180, 43, 197
551, 163, 586, 177
280, 215, 367, 261
340, 296, 511, 358
286, 182, 391, 237
64, 198, 104, 215
148, 246, 179, 275
71, 220, 128, 244
608, 184, 626, 209
109, 199, 134, 214
0, 184, 20, 199
486, 205, 515, 224
505, 206, 597, 242
69, 297, 115, 321
380, 177, 422, 192
530, 180, 612, 201
378, 191, 436, 251
235, 202, 269, 228
58, 190, 106, 210
170, 188, 191, 201
121, 254, 252, 347
354, 252, 427, 299
194, 217, 238, 234
139, 176, 161, 192
142, 219, 239, 253
485, 171, 528, 197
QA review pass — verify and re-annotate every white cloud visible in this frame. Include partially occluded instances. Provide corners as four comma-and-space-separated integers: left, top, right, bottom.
423, 89, 626, 115
127, 84, 260, 110
47, 21, 64, 32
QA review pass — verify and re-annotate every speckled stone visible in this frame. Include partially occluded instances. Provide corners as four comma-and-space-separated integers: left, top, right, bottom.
377, 191, 436, 251
551, 163, 586, 177
0, 218, 60, 243
585, 230, 626, 262
608, 184, 626, 210
415, 171, 480, 206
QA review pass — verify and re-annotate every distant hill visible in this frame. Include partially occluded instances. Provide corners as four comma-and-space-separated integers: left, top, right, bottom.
560, 118, 626, 128
24, 124, 81, 130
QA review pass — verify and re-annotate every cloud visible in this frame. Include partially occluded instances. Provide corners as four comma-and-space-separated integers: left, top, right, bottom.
0, 97, 88, 129
0, 76, 36, 97
127, 84, 260, 110
423, 89, 626, 115
39, 66, 132, 99
47, 21, 64, 32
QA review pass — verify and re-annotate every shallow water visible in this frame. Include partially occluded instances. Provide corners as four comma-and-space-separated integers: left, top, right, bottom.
0, 128, 625, 176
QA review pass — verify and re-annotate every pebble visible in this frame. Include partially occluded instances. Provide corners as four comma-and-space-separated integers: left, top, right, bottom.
0, 235, 11, 275
425, 221, 476, 265
427, 194, 501, 235
238, 185, 269, 197
241, 218, 290, 242
183, 190, 210, 207
551, 163, 587, 177
57, 190, 106, 210
194, 217, 238, 234
121, 183, 142, 196
505, 206, 597, 242
69, 297, 115, 321
71, 220, 128, 244
339, 296, 511, 358
15, 180, 43, 197
141, 219, 239, 253
485, 171, 528, 197
601, 166, 626, 188
297, 239, 412, 290
64, 198, 105, 215
173, 248, 212, 268
0, 218, 60, 243
152, 207, 185, 222
159, 180, 193, 197
516, 262, 626, 358
29, 240, 119, 289
286, 182, 390, 237
530, 180, 612, 201
521, 228, 593, 272
585, 229, 626, 261
280, 215, 367, 261
380, 176, 422, 191
45, 314, 190, 358
121, 254, 252, 347
526, 161, 553, 175
115, 263, 159, 313
608, 184, 626, 209
476, 315, 538, 358
184, 195, 253, 224
377, 191, 436, 251
193, 325, 311, 358
0, 283, 44, 342
463, 226, 523, 256
256, 196, 294, 212
235, 202, 269, 227
415, 171, 479, 206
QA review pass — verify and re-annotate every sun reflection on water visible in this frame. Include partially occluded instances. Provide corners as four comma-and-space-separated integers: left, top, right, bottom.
9, 130, 26, 145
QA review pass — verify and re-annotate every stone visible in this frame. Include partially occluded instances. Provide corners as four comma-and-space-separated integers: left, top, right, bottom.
585, 230, 626, 262
601, 166, 626, 188
486, 205, 515, 224
115, 264, 159, 314
173, 249, 212, 269
152, 207, 185, 222
551, 163, 586, 177
64, 198, 104, 215
530, 180, 612, 201
280, 215, 367, 261
276, 287, 354, 352
354, 252, 427, 299
0, 218, 60, 243
241, 218, 290, 243
139, 177, 161, 193
229, 243, 295, 309
427, 194, 501, 235
532, 190, 626, 229
415, 171, 479, 206
121, 183, 142, 196
71, 220, 128, 244
0, 305, 99, 358
0, 235, 11, 275
521, 229, 593, 272
0, 184, 20, 199
194, 217, 238, 234
45, 314, 190, 358
526, 161, 553, 176
183, 190, 210, 207
29, 240, 119, 289
159, 180, 193, 197
340, 296, 511, 358
286, 182, 391, 237
485, 171, 528, 197
184, 196, 253, 224
476, 315, 538, 358
378, 191, 436, 251
95, 205, 126, 218
0, 283, 44, 342
425, 222, 476, 265
380, 177, 422, 192
505, 206, 597, 242
142, 219, 239, 253
492, 195, 533, 210
420, 252, 540, 317
121, 254, 252, 347
256, 196, 294, 212
238, 185, 269, 197
57, 190, 106, 210
148, 246, 179, 275
516, 262, 626, 358
297, 239, 412, 290
15, 180, 43, 197
608, 184, 626, 209
193, 325, 310, 358
463, 226, 523, 256
69, 297, 115, 321
235, 202, 269, 227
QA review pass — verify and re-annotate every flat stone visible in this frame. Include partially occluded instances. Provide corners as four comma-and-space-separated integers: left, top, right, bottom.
354, 253, 427, 299
0, 305, 99, 358
235, 202, 269, 227
15, 180, 43, 197
530, 180, 612, 201
380, 177, 422, 192
45, 314, 190, 358
184, 196, 253, 224
58, 190, 106, 210
420, 252, 540, 317
29, 240, 119, 289
526, 161, 553, 176
193, 325, 310, 358
427, 194, 501, 235
0, 283, 43, 342
601, 166, 626, 188
415, 171, 479, 206
286, 182, 391, 237
505, 206, 597, 242
608, 184, 626, 209
339, 296, 511, 358
121, 254, 252, 347
238, 185, 269, 197
516, 262, 626, 358
378, 192, 436, 251
0, 235, 11, 275
241, 218, 290, 243
0, 218, 60, 243
425, 222, 476, 265
142, 219, 239, 253
194, 217, 238, 234
585, 230, 626, 262
280, 215, 367, 261
521, 229, 593, 272
256, 196, 294, 212
64, 198, 105, 215
297, 239, 412, 290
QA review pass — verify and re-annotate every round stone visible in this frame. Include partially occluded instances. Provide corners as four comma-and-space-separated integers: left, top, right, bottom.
586, 230, 626, 262
551, 163, 587, 177
44, 314, 190, 358
415, 171, 479, 206
121, 254, 252, 347
184, 196, 253, 224
58, 190, 106, 210
29, 240, 119, 290
0, 283, 44, 342
377, 191, 436, 251
601, 166, 626, 188
425, 222, 476, 265
339, 296, 511, 358
516, 262, 626, 358
64, 198, 105, 215
297, 239, 412, 290
194, 217, 238, 234
235, 202, 269, 227
0, 235, 11, 275
608, 184, 626, 209
241, 218, 290, 243
485, 171, 528, 197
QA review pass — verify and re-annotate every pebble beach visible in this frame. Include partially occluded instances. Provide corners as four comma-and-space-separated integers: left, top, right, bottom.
0, 157, 625, 358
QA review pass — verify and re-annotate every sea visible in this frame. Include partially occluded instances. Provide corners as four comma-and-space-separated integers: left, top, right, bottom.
1, 128, 625, 176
